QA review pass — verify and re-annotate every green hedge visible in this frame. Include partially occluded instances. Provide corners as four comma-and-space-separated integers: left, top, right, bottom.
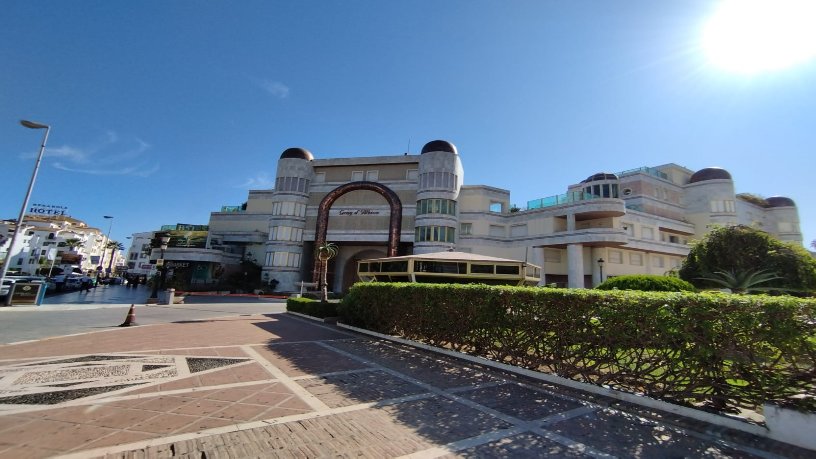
340, 283, 816, 414
597, 274, 696, 292
287, 297, 338, 318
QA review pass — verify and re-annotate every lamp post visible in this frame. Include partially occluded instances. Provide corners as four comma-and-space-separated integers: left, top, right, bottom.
1, 120, 50, 306
597, 258, 605, 284
97, 215, 113, 281
148, 235, 170, 302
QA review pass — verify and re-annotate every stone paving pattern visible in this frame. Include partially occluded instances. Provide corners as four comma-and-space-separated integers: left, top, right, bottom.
0, 313, 811, 458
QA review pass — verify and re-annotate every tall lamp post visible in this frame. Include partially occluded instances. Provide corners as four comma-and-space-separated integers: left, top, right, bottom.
96, 215, 113, 281
597, 258, 605, 285
1, 120, 50, 306
148, 235, 170, 302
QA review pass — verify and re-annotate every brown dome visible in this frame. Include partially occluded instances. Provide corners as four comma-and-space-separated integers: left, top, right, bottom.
766, 196, 796, 207
581, 172, 619, 183
280, 148, 314, 161
421, 140, 458, 155
689, 167, 732, 183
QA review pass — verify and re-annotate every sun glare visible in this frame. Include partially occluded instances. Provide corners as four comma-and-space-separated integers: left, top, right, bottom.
702, 0, 816, 74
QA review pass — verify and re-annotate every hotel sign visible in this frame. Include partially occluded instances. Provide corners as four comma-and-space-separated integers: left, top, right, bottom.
28, 203, 68, 216
332, 208, 383, 216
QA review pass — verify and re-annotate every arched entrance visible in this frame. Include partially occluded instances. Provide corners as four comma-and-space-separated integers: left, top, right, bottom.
313, 181, 403, 283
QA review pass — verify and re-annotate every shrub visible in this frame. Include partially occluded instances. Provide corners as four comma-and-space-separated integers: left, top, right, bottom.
340, 282, 816, 414
286, 297, 338, 318
596, 274, 695, 292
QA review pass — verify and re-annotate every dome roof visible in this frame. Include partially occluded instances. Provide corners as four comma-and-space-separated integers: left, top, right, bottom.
280, 147, 314, 161
766, 196, 796, 207
581, 172, 619, 183
421, 140, 458, 155
689, 167, 732, 183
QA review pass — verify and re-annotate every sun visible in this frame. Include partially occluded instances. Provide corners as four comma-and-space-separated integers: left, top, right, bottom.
701, 0, 816, 74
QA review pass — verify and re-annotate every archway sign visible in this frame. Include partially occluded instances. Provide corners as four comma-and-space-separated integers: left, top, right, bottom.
314, 181, 403, 281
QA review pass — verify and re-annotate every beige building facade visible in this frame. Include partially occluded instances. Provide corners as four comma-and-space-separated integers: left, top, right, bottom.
208, 140, 802, 292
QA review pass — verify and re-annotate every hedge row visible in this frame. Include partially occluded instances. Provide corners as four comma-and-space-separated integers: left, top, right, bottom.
339, 283, 816, 414
286, 297, 338, 318
597, 274, 696, 292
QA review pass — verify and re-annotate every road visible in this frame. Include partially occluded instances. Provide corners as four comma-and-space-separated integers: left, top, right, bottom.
0, 284, 287, 344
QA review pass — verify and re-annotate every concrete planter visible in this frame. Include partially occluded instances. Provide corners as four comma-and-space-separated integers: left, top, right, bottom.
764, 403, 816, 450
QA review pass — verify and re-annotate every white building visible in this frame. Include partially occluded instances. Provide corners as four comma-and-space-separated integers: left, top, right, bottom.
199, 140, 802, 292
0, 215, 124, 277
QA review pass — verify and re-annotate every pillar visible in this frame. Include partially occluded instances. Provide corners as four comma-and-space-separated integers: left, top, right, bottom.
567, 243, 584, 288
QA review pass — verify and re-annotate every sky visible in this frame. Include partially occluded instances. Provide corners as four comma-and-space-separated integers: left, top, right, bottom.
2, 1, 815, 250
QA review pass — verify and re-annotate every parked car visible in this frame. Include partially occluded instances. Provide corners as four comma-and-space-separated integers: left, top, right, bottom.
65, 277, 82, 290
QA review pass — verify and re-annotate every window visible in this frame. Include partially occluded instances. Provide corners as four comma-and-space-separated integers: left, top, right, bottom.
460, 223, 472, 235
414, 226, 456, 243
510, 224, 528, 237
710, 200, 736, 213
271, 226, 303, 242
630, 253, 643, 266
641, 227, 654, 240
489, 202, 502, 213
778, 222, 794, 232
351, 171, 364, 181
314, 172, 326, 183
622, 188, 632, 196
272, 201, 306, 217
608, 250, 622, 264
366, 170, 379, 182
489, 225, 505, 237
544, 249, 561, 263
470, 264, 493, 274
419, 172, 457, 190
275, 176, 310, 193
652, 256, 664, 268
496, 265, 519, 275
266, 251, 301, 268
417, 199, 457, 216
406, 169, 418, 180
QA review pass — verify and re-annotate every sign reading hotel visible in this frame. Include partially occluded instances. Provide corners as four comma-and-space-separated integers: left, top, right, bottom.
331, 208, 383, 216
27, 203, 68, 216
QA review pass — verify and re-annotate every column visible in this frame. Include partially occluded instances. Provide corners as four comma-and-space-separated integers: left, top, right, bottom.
567, 243, 584, 288
533, 246, 547, 286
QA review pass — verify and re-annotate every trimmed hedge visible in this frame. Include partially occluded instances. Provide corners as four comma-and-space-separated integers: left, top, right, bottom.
286, 297, 338, 318
597, 274, 696, 292
340, 283, 816, 414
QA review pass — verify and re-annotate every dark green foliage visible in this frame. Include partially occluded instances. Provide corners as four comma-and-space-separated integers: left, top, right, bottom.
680, 225, 816, 295
597, 274, 695, 292
340, 282, 816, 413
287, 297, 338, 318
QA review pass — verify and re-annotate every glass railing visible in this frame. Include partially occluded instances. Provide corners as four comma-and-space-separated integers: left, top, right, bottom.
527, 191, 596, 210
618, 166, 669, 180
219, 206, 244, 213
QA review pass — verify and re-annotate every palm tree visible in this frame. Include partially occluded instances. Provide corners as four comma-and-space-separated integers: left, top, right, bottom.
316, 242, 339, 302
106, 241, 125, 274
63, 238, 84, 251
696, 268, 786, 294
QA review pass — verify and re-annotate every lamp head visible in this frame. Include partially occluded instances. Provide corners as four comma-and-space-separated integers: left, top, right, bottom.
597, 258, 605, 265
20, 120, 49, 129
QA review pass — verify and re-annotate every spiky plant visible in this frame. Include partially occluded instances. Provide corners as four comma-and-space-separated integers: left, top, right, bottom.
696, 268, 786, 294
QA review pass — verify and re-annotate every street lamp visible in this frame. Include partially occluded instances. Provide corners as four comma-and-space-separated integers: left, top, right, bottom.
97, 215, 113, 281
597, 258, 605, 284
1, 120, 50, 306
148, 235, 170, 302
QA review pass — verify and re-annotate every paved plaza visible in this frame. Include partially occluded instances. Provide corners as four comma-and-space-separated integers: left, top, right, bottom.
0, 309, 810, 458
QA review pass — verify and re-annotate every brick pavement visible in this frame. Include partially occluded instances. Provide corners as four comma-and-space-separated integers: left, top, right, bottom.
0, 313, 811, 458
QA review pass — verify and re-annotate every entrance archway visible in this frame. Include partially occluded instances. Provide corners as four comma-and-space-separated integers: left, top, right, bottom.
342, 249, 386, 292
313, 181, 403, 283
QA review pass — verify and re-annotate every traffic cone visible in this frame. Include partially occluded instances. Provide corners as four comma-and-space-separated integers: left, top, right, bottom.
119, 304, 137, 327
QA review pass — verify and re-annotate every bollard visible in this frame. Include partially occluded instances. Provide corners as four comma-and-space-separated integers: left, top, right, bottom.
166, 288, 175, 305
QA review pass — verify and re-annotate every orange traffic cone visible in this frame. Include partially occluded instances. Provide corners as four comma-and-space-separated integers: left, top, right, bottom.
119, 304, 137, 327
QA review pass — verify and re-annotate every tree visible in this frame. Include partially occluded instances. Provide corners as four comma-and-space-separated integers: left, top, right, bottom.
316, 242, 339, 302
106, 241, 125, 273
63, 238, 84, 250
679, 225, 816, 294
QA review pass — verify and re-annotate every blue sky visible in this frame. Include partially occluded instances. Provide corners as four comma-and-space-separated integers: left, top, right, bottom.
2, 1, 815, 249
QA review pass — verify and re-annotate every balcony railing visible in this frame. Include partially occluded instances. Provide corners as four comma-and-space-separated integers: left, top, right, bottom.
527, 191, 598, 210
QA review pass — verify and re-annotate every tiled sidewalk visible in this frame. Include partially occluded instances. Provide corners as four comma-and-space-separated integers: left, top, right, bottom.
0, 313, 810, 458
